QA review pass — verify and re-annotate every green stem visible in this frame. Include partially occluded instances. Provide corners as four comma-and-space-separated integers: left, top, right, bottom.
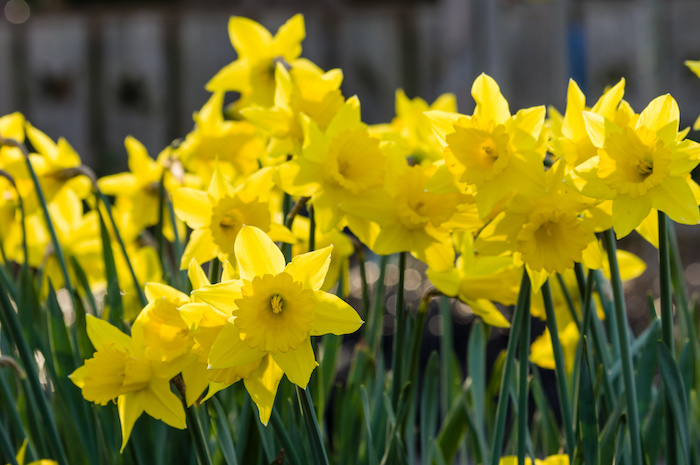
489, 270, 530, 465
369, 254, 389, 355
541, 280, 576, 458
185, 405, 213, 465
658, 212, 678, 465
97, 189, 148, 308
0, 277, 68, 465
308, 204, 315, 252
0, 420, 20, 465
391, 251, 407, 407
658, 212, 674, 350
296, 385, 330, 465
602, 229, 643, 465
517, 294, 531, 465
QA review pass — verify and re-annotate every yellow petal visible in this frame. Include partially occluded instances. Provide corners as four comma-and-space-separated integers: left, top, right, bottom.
144, 380, 186, 429
273, 14, 305, 60
209, 321, 266, 369
86, 314, 132, 351
228, 16, 273, 58
179, 228, 218, 270
191, 280, 244, 314
652, 177, 700, 226
181, 361, 209, 407
284, 246, 333, 291
472, 73, 510, 124
637, 94, 679, 134
466, 298, 511, 328
98, 173, 139, 195
234, 225, 286, 280
243, 354, 284, 425
173, 188, 211, 230
612, 194, 652, 239
311, 291, 363, 336
144, 282, 190, 306
188, 258, 211, 291
118, 392, 144, 452
206, 59, 250, 93
423, 110, 462, 148
271, 337, 317, 388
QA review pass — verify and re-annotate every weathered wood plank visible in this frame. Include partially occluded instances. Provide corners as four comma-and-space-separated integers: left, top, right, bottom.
584, 2, 649, 110
25, 15, 90, 159
100, 12, 169, 166
178, 12, 233, 134
0, 23, 13, 115
338, 8, 402, 124
668, 1, 700, 130
502, 1, 568, 111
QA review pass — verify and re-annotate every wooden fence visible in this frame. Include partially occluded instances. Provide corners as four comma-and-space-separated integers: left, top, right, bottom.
1, 0, 700, 172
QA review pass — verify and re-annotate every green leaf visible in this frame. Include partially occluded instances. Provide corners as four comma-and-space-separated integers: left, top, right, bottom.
421, 352, 440, 465
657, 342, 690, 464
210, 397, 239, 465
578, 338, 599, 465
97, 208, 124, 330
360, 386, 380, 465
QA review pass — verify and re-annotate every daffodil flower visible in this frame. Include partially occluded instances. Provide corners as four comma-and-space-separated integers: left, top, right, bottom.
175, 92, 265, 186
425, 73, 547, 218
241, 63, 345, 160
70, 315, 189, 452
193, 225, 363, 402
572, 94, 700, 238
371, 89, 456, 163
173, 164, 295, 269
206, 14, 308, 108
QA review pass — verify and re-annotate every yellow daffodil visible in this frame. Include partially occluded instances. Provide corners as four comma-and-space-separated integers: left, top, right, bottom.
548, 78, 625, 167
70, 315, 189, 452
24, 122, 92, 209
476, 161, 601, 289
98, 137, 183, 242
173, 165, 294, 269
572, 94, 700, 238
426, 234, 517, 327
425, 73, 547, 218
685, 59, 700, 130
340, 153, 476, 271
42, 189, 103, 293
241, 63, 345, 160
175, 92, 265, 186
276, 96, 387, 236
193, 226, 363, 402
371, 89, 456, 163
206, 14, 308, 108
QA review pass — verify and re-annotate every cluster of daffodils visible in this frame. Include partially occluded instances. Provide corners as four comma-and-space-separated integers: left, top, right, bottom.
2, 13, 700, 450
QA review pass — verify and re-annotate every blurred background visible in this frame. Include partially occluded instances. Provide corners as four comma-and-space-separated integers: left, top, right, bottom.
1, 0, 700, 339
2, 0, 700, 170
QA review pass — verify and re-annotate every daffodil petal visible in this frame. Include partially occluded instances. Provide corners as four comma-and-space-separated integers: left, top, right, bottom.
284, 246, 332, 291
235, 225, 286, 280
192, 281, 244, 314
118, 392, 144, 452
173, 188, 211, 230
188, 258, 211, 291
144, 380, 186, 429
652, 177, 700, 225
612, 195, 652, 239
243, 354, 284, 425
272, 338, 317, 388
209, 321, 266, 369
144, 282, 190, 306
86, 314, 131, 352
179, 228, 219, 270
311, 291, 363, 336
